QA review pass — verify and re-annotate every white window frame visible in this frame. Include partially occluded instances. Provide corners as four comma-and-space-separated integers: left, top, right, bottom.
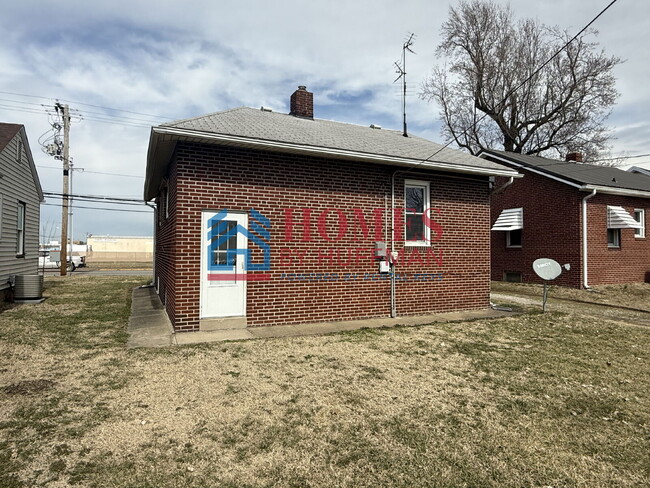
634, 209, 645, 238
165, 186, 169, 219
404, 179, 431, 246
16, 201, 26, 257
506, 229, 522, 248
607, 228, 620, 248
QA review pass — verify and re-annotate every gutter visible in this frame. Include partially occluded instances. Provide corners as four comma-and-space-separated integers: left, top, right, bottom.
581, 189, 597, 289
580, 185, 650, 199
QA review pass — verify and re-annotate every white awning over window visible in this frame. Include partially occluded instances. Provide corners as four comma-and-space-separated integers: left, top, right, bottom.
491, 208, 523, 231
607, 206, 642, 229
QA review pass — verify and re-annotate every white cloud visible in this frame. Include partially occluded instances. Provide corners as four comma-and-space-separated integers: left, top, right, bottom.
1, 0, 649, 240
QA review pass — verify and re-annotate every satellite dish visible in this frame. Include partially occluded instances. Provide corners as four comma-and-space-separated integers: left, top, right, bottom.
532, 258, 562, 281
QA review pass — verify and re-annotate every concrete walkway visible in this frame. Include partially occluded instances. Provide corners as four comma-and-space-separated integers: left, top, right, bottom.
126, 285, 174, 348
127, 285, 515, 348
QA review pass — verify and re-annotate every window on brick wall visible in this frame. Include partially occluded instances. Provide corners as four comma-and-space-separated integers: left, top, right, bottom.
607, 228, 620, 248
634, 209, 645, 238
506, 229, 522, 248
404, 179, 430, 245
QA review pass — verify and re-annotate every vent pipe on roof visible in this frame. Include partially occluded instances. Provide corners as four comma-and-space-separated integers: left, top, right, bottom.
290, 85, 313, 119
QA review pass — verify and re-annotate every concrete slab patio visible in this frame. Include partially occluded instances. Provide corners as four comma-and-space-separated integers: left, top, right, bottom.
127, 285, 516, 348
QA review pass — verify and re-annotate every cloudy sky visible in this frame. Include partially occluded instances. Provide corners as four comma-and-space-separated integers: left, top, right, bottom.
1, 0, 648, 241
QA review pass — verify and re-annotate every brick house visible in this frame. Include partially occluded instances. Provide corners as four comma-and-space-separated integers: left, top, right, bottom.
144, 86, 519, 332
482, 150, 650, 287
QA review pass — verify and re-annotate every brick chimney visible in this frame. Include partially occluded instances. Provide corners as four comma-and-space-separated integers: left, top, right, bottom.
565, 152, 583, 163
290, 85, 313, 119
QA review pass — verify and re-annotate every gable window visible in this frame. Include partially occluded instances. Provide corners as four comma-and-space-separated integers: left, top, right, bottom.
16, 139, 22, 164
16, 201, 26, 257
404, 180, 430, 245
634, 209, 645, 238
607, 228, 620, 248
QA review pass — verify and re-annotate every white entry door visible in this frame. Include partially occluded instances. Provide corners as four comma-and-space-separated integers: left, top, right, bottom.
200, 210, 247, 318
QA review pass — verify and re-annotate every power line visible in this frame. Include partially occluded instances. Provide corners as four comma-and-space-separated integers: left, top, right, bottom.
42, 203, 152, 214
36, 165, 144, 179
591, 153, 650, 163
404, 0, 621, 175
0, 89, 173, 120
43, 191, 144, 203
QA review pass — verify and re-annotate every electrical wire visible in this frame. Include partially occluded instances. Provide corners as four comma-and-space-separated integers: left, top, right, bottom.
0, 89, 173, 120
41, 202, 152, 214
43, 191, 144, 203
403, 0, 621, 175
36, 165, 144, 179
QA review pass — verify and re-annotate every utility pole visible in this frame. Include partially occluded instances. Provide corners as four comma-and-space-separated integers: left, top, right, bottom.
57, 103, 70, 276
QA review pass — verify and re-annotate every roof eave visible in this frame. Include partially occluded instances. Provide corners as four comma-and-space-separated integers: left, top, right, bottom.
144, 126, 519, 200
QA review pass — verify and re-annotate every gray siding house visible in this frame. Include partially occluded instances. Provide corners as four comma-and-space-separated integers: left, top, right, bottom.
0, 123, 44, 297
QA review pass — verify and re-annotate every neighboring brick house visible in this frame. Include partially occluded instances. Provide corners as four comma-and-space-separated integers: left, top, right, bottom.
481, 150, 650, 288
0, 123, 44, 298
144, 86, 519, 332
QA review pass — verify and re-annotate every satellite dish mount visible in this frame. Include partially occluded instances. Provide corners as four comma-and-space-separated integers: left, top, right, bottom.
532, 258, 565, 312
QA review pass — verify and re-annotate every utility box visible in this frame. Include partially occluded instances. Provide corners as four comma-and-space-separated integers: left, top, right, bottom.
375, 241, 387, 259
379, 261, 390, 273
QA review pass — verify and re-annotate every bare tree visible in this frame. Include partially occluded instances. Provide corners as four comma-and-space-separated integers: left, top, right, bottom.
421, 0, 621, 162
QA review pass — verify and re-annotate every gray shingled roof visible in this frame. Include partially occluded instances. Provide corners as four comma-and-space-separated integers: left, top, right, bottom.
482, 149, 650, 193
162, 107, 511, 171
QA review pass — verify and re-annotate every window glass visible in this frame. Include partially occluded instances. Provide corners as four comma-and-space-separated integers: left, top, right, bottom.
213, 220, 237, 266
507, 229, 522, 247
634, 209, 645, 238
16, 202, 25, 255
405, 181, 430, 244
607, 228, 620, 248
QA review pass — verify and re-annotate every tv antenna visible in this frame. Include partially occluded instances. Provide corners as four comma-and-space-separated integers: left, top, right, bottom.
394, 32, 416, 137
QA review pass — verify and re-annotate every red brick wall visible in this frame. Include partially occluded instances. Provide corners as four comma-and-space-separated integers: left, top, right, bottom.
490, 163, 650, 287
154, 154, 178, 323
586, 193, 649, 285
156, 142, 492, 331
490, 170, 583, 287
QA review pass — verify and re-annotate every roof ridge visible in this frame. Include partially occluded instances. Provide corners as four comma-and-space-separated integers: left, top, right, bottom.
161, 106, 249, 127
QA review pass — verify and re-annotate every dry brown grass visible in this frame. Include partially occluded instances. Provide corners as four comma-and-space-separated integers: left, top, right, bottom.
492, 281, 650, 312
1, 276, 649, 487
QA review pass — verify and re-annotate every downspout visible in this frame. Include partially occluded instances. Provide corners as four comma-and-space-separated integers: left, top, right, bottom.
390, 170, 400, 318
146, 202, 157, 287
581, 189, 597, 289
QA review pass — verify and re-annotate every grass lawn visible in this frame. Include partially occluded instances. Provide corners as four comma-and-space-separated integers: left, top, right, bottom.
0, 276, 648, 487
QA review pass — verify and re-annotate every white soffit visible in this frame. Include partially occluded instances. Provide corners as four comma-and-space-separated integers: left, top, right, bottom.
492, 208, 523, 231
607, 206, 642, 229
